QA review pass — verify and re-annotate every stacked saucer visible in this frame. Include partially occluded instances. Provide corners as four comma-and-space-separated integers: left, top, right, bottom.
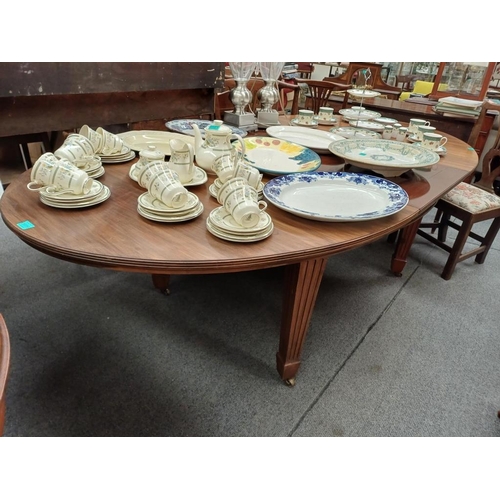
80, 156, 105, 179
39, 180, 110, 209
209, 178, 264, 200
100, 145, 136, 164
137, 192, 203, 222
206, 206, 273, 243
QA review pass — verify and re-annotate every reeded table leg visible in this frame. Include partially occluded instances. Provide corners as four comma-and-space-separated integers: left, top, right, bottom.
152, 274, 170, 295
391, 218, 421, 277
277, 257, 328, 385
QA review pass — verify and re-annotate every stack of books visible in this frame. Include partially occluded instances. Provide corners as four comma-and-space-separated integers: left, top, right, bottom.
434, 96, 484, 118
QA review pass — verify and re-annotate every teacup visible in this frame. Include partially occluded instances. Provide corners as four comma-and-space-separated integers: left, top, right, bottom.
417, 125, 436, 141
382, 125, 393, 140
395, 126, 408, 142
217, 176, 250, 206
391, 123, 402, 139
297, 109, 314, 125
96, 127, 124, 155
79, 125, 104, 153
222, 185, 267, 228
28, 155, 93, 195
147, 168, 189, 208
168, 139, 195, 183
422, 133, 448, 151
212, 154, 236, 183
137, 160, 170, 188
232, 162, 263, 190
409, 118, 430, 135
318, 106, 334, 122
55, 134, 95, 162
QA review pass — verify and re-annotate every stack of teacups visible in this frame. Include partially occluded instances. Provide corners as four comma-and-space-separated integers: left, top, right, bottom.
206, 155, 273, 242
136, 161, 203, 222
26, 152, 110, 208
78, 125, 135, 162
210, 154, 264, 200
54, 133, 104, 178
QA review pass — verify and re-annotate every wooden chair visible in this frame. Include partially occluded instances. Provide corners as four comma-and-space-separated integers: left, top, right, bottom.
416, 147, 500, 280
295, 78, 351, 114
296, 62, 314, 79
395, 74, 418, 91
0, 314, 11, 437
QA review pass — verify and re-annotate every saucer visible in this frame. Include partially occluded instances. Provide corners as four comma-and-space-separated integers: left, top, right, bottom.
40, 184, 111, 209
291, 118, 318, 128
137, 201, 203, 223
138, 192, 200, 214
208, 206, 272, 235
206, 217, 274, 243
179, 166, 208, 187
313, 116, 338, 125
407, 134, 421, 143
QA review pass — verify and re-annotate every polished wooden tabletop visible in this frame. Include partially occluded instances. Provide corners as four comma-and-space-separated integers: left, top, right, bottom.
0, 115, 478, 384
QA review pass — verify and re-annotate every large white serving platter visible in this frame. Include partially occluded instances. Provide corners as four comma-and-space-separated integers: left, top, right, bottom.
117, 130, 195, 156
329, 138, 440, 177
233, 137, 321, 175
263, 171, 408, 222
265, 125, 344, 153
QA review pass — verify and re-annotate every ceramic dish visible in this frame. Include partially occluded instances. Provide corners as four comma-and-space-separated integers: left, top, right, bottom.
330, 127, 381, 139
208, 206, 272, 235
290, 118, 318, 128
265, 125, 344, 153
137, 202, 204, 223
232, 137, 321, 175
313, 116, 338, 125
347, 89, 381, 99
373, 117, 398, 125
328, 138, 440, 177
206, 217, 274, 243
263, 171, 408, 222
117, 130, 195, 155
339, 109, 382, 121
347, 120, 385, 131
40, 185, 111, 209
165, 119, 247, 138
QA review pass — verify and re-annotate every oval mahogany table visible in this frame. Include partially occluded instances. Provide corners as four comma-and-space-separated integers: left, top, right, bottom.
0, 120, 478, 385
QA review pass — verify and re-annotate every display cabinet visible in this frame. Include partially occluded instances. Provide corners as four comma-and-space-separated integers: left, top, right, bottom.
430, 62, 495, 101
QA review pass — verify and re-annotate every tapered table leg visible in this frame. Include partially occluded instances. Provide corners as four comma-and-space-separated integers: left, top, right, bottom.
277, 257, 328, 384
391, 218, 422, 276
151, 274, 170, 295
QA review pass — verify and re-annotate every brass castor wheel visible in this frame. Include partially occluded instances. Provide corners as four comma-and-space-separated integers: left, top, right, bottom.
160, 288, 170, 296
285, 378, 296, 387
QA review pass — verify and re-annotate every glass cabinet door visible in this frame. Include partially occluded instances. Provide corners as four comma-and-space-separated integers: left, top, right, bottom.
431, 62, 495, 100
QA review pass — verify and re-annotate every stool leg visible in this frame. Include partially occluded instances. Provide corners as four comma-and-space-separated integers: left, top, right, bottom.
475, 217, 500, 264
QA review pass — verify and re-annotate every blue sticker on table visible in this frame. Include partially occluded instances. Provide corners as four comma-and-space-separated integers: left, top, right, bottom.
17, 220, 35, 230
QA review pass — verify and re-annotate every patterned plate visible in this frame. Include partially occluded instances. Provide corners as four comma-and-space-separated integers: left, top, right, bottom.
232, 137, 321, 175
165, 119, 247, 138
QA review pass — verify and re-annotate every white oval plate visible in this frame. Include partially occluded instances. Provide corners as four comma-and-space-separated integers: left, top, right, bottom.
265, 125, 344, 153
347, 89, 381, 99
263, 171, 408, 222
117, 130, 195, 156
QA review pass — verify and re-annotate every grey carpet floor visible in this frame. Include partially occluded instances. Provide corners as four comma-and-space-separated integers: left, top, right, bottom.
1, 207, 499, 437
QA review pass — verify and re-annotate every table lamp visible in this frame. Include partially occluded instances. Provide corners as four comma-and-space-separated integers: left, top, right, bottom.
224, 62, 258, 130
256, 62, 285, 127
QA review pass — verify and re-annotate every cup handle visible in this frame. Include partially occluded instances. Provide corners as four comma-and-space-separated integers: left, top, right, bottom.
27, 181, 45, 191
43, 187, 75, 196
440, 137, 448, 146
258, 200, 267, 211
230, 134, 246, 161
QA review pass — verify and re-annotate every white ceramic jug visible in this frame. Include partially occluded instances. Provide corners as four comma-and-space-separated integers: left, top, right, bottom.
168, 139, 195, 183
